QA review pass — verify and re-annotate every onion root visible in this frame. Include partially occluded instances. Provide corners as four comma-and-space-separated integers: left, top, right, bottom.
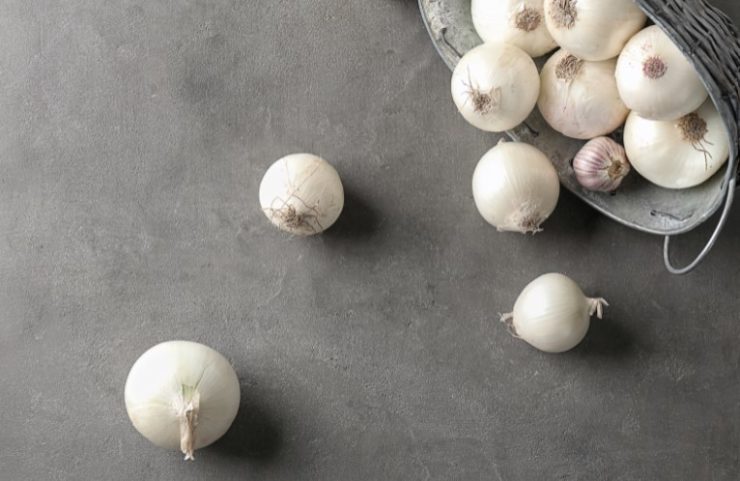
515, 7, 542, 32
550, 0, 578, 29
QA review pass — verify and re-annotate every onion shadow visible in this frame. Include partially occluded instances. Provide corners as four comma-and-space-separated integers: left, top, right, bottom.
572, 314, 636, 361
541, 189, 601, 241
324, 185, 382, 241
207, 392, 283, 463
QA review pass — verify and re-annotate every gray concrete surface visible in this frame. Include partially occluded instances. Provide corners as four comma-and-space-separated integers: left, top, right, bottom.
1, 1, 739, 479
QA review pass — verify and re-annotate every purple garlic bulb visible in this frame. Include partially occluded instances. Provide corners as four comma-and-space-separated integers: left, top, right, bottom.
573, 137, 631, 192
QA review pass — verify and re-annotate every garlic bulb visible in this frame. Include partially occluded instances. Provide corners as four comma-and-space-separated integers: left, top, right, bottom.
501, 273, 608, 353
537, 49, 629, 140
451, 42, 540, 132
573, 137, 630, 192
543, 0, 646, 61
259, 153, 344, 235
623, 99, 730, 189
125, 341, 241, 460
472, 141, 560, 233
471, 0, 558, 58
616, 25, 708, 121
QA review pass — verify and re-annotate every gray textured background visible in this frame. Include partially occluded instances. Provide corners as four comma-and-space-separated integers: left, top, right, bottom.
1, 1, 739, 480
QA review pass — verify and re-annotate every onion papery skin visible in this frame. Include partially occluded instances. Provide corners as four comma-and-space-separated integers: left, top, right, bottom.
503, 273, 607, 353
538, 49, 629, 140
472, 0, 558, 58
616, 25, 708, 121
124, 341, 241, 460
472, 141, 560, 233
623, 99, 730, 189
259, 153, 344, 236
543, 0, 646, 61
451, 42, 540, 132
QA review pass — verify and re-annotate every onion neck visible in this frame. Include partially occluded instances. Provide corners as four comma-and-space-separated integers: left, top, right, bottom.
178, 387, 200, 461
587, 298, 609, 319
500, 312, 521, 338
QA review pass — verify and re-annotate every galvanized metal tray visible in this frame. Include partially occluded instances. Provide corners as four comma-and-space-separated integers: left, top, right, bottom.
419, 0, 740, 273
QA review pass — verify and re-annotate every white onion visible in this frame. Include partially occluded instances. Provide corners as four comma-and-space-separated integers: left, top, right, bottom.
616, 25, 708, 121
259, 153, 344, 235
623, 99, 730, 189
125, 341, 241, 460
472, 141, 560, 233
537, 49, 629, 140
471, 0, 557, 58
501, 273, 608, 353
451, 42, 540, 132
543, 0, 646, 61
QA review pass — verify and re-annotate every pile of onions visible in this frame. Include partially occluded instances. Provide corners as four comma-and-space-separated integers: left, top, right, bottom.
472, 141, 560, 233
543, 0, 646, 61
125, 341, 241, 460
624, 99, 730, 189
538, 49, 629, 140
451, 42, 540, 132
260, 153, 344, 235
501, 273, 608, 353
616, 25, 708, 121
471, 0, 557, 58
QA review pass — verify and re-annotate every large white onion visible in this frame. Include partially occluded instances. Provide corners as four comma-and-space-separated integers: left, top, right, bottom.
259, 153, 344, 235
537, 49, 629, 140
543, 0, 646, 61
502, 273, 607, 353
125, 341, 241, 460
472, 141, 560, 233
616, 25, 708, 121
471, 0, 557, 58
451, 42, 540, 132
623, 99, 730, 189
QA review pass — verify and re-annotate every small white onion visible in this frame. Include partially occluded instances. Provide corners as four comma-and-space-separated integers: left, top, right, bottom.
543, 0, 646, 61
451, 42, 540, 132
125, 341, 241, 460
616, 25, 708, 121
472, 141, 560, 233
623, 99, 730, 189
501, 273, 608, 353
537, 49, 629, 140
471, 0, 558, 58
259, 153, 344, 235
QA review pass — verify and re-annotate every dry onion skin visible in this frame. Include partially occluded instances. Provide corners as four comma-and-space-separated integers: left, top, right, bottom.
451, 42, 540, 132
259, 153, 344, 235
623, 99, 730, 189
125, 341, 241, 461
471, 0, 558, 58
501, 273, 608, 353
543, 0, 646, 61
537, 49, 629, 140
616, 25, 708, 121
472, 141, 560, 233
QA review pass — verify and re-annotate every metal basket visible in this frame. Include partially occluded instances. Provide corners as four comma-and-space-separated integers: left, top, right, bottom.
419, 0, 740, 274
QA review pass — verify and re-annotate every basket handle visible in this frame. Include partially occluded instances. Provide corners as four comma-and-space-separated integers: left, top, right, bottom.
663, 174, 737, 275
651, 0, 740, 274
